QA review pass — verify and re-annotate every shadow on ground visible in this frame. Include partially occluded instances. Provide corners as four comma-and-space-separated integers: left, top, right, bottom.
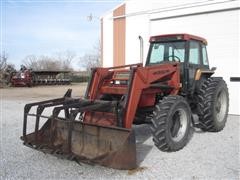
133, 124, 153, 165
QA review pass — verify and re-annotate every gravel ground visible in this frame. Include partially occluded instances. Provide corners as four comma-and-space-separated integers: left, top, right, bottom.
0, 86, 239, 179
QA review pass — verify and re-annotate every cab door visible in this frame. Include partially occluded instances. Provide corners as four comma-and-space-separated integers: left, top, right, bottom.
187, 40, 207, 90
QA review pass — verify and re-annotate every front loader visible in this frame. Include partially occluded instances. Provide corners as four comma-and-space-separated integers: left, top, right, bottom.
21, 34, 229, 169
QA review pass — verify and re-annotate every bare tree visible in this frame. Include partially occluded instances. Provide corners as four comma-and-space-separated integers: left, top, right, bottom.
22, 55, 39, 70
0, 52, 16, 86
38, 55, 61, 70
79, 53, 101, 72
23, 55, 58, 70
79, 40, 101, 72
0, 51, 8, 72
55, 50, 75, 70
23, 51, 75, 71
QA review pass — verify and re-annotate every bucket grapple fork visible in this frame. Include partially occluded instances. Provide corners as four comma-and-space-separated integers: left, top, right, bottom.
21, 89, 137, 169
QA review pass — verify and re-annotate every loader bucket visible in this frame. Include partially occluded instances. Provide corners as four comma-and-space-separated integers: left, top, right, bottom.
21, 93, 137, 170
22, 119, 136, 169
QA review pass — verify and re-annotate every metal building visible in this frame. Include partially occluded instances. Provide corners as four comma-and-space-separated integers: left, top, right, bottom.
101, 0, 240, 115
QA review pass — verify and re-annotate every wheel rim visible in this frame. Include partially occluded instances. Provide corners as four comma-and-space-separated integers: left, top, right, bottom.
215, 90, 228, 122
170, 108, 188, 142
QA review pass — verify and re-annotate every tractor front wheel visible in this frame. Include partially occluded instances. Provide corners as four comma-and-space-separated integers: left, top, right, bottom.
151, 95, 192, 152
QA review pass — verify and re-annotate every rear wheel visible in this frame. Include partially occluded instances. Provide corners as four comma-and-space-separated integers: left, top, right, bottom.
151, 95, 192, 151
197, 77, 229, 132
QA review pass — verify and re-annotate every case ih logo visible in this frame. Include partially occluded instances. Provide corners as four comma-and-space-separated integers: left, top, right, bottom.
153, 69, 170, 75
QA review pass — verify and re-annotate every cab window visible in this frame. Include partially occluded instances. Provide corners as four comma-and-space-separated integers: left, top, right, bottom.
149, 44, 164, 64
189, 41, 200, 65
202, 45, 209, 66
148, 41, 185, 65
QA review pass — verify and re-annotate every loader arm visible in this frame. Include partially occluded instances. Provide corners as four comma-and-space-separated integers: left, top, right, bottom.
85, 62, 181, 128
123, 63, 181, 128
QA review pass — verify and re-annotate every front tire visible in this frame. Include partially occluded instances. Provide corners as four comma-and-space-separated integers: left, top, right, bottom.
151, 95, 192, 152
198, 77, 229, 132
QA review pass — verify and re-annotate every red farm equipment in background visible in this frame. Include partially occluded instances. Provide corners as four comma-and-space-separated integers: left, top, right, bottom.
11, 66, 72, 87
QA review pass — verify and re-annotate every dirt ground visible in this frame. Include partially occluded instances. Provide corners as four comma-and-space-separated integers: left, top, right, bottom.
1, 83, 87, 100
0, 84, 239, 179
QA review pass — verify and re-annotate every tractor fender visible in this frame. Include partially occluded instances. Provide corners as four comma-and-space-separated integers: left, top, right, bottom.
194, 69, 215, 81
193, 69, 215, 94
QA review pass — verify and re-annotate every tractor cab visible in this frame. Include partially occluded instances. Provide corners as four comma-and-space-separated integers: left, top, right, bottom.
146, 34, 211, 92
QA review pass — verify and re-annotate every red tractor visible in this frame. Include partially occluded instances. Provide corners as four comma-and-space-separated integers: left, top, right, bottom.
11, 68, 33, 87
21, 34, 229, 169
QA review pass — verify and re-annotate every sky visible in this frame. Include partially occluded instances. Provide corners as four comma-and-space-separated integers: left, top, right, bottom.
0, 0, 122, 69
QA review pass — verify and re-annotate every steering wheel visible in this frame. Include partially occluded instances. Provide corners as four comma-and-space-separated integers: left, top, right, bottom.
165, 55, 181, 62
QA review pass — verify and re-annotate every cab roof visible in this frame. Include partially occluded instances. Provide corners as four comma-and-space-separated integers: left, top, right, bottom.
149, 33, 207, 45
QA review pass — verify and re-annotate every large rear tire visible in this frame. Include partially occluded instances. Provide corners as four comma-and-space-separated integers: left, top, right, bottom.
197, 77, 229, 132
151, 95, 192, 152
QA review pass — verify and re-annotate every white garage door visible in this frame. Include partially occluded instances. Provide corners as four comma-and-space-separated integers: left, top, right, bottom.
150, 9, 240, 115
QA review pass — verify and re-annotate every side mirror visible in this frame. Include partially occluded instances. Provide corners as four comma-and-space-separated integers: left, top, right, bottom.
211, 67, 217, 71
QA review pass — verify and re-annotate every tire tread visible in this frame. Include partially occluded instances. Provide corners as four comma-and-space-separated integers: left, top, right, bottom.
151, 95, 191, 152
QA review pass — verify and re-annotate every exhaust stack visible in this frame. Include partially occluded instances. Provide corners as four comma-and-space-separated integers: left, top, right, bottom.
138, 36, 143, 64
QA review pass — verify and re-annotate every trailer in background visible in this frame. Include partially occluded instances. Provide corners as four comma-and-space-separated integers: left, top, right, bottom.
11, 68, 72, 87
32, 70, 71, 85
